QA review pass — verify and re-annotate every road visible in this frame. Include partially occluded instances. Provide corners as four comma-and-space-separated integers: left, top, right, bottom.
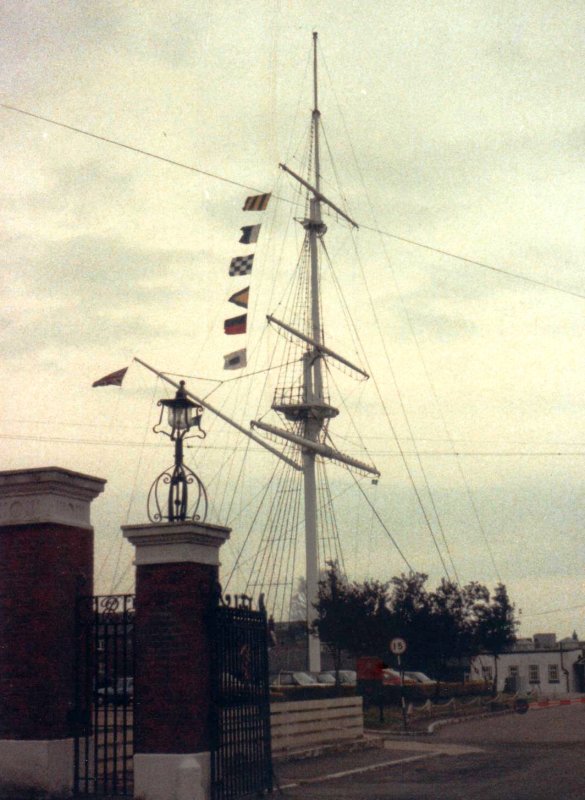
276, 704, 585, 799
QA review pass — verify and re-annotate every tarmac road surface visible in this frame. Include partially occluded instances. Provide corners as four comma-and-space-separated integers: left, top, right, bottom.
276, 703, 585, 799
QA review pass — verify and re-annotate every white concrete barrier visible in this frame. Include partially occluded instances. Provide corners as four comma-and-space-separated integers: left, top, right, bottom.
270, 696, 363, 756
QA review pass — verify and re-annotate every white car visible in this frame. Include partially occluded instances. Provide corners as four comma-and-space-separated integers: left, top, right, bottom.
271, 671, 319, 687
318, 670, 357, 686
403, 671, 436, 684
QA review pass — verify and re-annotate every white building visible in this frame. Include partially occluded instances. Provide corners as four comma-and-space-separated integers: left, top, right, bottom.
470, 633, 585, 696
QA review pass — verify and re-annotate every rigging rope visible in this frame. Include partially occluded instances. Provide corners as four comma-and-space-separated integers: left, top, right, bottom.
3, 101, 583, 303
349, 473, 413, 571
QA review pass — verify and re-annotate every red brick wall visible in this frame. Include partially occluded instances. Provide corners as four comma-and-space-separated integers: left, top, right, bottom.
0, 523, 93, 739
134, 561, 217, 753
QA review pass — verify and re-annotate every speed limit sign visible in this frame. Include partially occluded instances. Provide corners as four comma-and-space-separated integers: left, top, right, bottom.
390, 637, 407, 655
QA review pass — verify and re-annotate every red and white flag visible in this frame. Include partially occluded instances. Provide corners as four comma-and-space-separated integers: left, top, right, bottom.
92, 367, 128, 387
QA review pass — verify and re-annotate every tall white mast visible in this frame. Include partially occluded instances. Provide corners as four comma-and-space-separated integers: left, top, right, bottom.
252, 32, 379, 672
304, 31, 327, 672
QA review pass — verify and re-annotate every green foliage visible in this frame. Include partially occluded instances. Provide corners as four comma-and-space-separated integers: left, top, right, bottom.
312, 564, 518, 675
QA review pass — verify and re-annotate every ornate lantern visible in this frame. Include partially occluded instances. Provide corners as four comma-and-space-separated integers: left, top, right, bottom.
147, 381, 208, 523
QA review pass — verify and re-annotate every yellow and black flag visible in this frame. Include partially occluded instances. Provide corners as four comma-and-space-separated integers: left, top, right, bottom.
228, 286, 249, 309
243, 193, 271, 212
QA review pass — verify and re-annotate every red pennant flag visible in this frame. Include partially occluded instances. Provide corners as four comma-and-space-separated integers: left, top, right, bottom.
92, 367, 128, 387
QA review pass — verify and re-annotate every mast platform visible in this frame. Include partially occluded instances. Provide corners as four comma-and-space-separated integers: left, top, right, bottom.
271, 400, 339, 423
272, 387, 339, 422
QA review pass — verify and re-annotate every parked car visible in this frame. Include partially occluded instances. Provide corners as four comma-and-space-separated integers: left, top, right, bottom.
382, 668, 402, 685
318, 670, 357, 686
382, 669, 417, 686
270, 671, 320, 687
403, 671, 436, 684
97, 677, 133, 706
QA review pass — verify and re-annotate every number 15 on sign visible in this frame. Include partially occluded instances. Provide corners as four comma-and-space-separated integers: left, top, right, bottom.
390, 637, 407, 655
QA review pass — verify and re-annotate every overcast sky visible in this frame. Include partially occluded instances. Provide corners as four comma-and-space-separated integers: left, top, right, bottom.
1, 1, 584, 637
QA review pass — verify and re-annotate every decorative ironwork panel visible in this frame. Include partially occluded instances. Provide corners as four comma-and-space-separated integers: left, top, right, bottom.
74, 594, 135, 797
209, 593, 273, 800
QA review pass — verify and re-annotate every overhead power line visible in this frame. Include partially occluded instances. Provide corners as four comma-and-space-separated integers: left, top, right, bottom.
2, 102, 584, 303
2, 432, 585, 456
522, 602, 585, 618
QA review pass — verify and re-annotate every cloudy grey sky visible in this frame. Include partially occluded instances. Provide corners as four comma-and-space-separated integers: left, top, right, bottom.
1, 1, 584, 636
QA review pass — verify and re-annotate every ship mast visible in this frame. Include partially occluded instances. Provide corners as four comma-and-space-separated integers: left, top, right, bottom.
252, 32, 379, 672
305, 30, 327, 672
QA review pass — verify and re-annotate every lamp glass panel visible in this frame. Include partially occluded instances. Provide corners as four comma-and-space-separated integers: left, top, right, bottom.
168, 405, 193, 430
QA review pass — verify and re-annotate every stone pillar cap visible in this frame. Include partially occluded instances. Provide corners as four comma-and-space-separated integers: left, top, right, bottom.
122, 520, 231, 567
0, 466, 106, 530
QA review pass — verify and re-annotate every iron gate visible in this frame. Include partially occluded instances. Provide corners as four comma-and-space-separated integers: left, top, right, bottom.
209, 593, 273, 800
74, 594, 135, 797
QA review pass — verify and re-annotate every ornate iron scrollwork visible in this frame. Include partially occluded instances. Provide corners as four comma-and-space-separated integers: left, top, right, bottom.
148, 381, 209, 523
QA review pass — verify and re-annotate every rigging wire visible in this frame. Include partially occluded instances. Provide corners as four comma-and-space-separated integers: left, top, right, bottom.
224, 463, 280, 591
244, 454, 296, 613
349, 473, 413, 571
351, 230, 503, 582
319, 55, 467, 583
3, 101, 584, 304
319, 460, 346, 575
322, 48, 485, 585
349, 235, 459, 580
323, 363, 377, 473
104, 375, 160, 593
359, 223, 585, 303
314, 90, 456, 579
268, 464, 302, 620
320, 239, 369, 376
4, 74, 577, 603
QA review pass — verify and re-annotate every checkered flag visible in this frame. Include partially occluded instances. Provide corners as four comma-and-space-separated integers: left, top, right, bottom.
229, 254, 254, 276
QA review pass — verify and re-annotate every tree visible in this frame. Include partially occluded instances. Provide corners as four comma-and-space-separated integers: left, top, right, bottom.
476, 583, 518, 692
312, 566, 518, 692
312, 563, 392, 672
426, 579, 491, 685
387, 572, 433, 670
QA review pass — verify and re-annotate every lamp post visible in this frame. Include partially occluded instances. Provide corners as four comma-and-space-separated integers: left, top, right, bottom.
147, 380, 208, 523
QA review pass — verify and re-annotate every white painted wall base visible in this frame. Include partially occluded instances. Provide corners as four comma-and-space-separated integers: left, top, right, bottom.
0, 738, 73, 793
134, 752, 210, 800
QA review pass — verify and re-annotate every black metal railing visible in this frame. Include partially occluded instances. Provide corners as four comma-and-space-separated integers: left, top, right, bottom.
74, 594, 135, 797
209, 592, 273, 800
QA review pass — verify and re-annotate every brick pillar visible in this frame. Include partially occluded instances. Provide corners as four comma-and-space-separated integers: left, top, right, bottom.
0, 467, 106, 792
122, 520, 230, 800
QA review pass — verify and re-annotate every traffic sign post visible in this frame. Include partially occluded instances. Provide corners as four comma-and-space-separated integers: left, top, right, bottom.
390, 638, 408, 731
390, 637, 407, 656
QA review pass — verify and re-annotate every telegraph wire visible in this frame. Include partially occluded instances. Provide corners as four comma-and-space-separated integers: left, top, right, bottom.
2, 432, 585, 456
522, 603, 585, 618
